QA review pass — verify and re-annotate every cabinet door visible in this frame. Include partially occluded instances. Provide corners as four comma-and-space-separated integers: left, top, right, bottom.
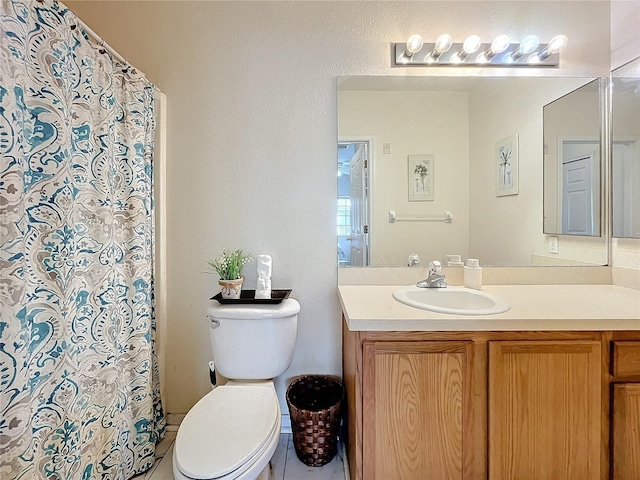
489, 341, 601, 480
612, 384, 640, 479
362, 341, 478, 480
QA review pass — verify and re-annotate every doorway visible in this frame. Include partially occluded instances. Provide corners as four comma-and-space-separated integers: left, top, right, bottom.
338, 139, 370, 266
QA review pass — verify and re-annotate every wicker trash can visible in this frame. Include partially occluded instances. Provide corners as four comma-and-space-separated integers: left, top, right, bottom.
286, 375, 344, 467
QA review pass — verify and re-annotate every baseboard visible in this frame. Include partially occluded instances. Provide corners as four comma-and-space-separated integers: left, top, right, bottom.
342, 440, 350, 480
280, 413, 292, 434
166, 413, 185, 428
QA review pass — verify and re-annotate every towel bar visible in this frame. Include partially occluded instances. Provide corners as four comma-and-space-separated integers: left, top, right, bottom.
388, 210, 453, 223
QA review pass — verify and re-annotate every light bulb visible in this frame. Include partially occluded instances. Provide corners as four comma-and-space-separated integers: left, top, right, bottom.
509, 35, 540, 62
434, 34, 453, 54
489, 35, 510, 55
527, 53, 542, 64
518, 35, 539, 55
405, 34, 424, 57
536, 34, 568, 61
547, 34, 568, 54
462, 35, 482, 55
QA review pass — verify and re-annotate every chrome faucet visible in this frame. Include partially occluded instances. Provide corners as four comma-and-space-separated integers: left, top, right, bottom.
407, 253, 420, 267
417, 260, 447, 288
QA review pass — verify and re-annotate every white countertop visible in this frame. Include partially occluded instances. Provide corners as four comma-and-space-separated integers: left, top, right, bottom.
338, 284, 640, 331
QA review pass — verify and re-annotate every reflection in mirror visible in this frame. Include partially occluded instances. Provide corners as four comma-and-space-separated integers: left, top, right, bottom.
612, 57, 640, 239
338, 140, 370, 266
337, 76, 609, 268
543, 79, 602, 237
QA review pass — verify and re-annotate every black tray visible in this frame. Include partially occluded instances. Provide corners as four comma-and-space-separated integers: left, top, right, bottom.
211, 289, 292, 305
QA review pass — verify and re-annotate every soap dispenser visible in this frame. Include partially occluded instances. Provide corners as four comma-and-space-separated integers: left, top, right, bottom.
464, 258, 482, 290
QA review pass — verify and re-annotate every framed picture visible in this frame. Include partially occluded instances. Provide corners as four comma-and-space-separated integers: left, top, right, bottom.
408, 155, 434, 201
496, 134, 519, 196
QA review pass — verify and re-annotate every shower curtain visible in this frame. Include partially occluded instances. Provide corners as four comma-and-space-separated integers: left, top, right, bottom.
0, 1, 165, 478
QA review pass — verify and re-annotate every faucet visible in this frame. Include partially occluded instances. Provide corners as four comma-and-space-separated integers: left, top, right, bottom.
407, 253, 420, 267
417, 260, 447, 288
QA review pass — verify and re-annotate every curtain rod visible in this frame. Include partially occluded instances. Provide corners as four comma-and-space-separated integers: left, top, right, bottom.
72, 16, 127, 66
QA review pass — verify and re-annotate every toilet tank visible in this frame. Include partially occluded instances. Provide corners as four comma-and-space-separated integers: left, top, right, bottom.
206, 298, 300, 380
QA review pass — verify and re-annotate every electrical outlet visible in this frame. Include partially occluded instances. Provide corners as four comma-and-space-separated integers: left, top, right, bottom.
383, 143, 391, 154
549, 236, 559, 254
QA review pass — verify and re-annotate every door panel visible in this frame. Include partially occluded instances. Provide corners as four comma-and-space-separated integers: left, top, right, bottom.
613, 141, 640, 238
349, 145, 366, 266
363, 341, 477, 480
489, 341, 601, 480
612, 383, 640, 479
562, 152, 596, 235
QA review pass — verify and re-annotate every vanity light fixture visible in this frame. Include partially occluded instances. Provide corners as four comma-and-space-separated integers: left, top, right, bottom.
393, 33, 567, 67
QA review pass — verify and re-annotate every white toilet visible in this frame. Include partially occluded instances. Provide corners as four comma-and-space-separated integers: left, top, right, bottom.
173, 298, 300, 480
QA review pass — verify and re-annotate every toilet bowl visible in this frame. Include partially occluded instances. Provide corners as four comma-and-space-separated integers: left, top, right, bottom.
173, 298, 300, 480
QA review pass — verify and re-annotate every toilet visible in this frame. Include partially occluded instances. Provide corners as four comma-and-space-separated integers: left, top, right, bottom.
173, 298, 300, 480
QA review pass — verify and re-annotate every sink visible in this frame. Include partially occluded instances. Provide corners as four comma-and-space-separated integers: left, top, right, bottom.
392, 286, 510, 315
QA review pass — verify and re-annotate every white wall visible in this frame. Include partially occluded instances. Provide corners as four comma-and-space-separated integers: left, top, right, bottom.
338, 90, 470, 266
611, 0, 640, 269
611, 0, 640, 70
66, 0, 614, 415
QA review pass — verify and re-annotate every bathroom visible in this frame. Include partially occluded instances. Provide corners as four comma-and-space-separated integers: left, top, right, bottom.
1, 1, 639, 479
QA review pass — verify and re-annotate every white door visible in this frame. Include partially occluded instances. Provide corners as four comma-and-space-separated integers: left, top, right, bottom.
613, 141, 640, 238
562, 151, 596, 235
349, 145, 367, 266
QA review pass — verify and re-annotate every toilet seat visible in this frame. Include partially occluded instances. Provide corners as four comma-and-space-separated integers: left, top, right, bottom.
174, 382, 280, 480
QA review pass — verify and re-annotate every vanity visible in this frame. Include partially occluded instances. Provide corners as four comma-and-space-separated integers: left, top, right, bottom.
339, 283, 640, 480
336, 56, 640, 480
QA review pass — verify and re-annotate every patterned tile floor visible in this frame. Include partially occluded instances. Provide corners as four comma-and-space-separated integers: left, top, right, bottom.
134, 431, 346, 480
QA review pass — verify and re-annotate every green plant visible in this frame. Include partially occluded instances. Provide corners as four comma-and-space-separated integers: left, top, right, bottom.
208, 249, 252, 280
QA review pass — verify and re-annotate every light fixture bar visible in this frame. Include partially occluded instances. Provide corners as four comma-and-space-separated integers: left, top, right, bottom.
394, 41, 561, 67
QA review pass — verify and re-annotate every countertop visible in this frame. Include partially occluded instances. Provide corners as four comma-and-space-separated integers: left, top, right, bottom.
338, 284, 640, 331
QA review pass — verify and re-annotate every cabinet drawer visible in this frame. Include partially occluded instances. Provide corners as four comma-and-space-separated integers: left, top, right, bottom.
612, 342, 640, 376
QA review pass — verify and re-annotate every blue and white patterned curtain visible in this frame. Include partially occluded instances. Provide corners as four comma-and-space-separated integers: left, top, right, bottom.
0, 1, 165, 478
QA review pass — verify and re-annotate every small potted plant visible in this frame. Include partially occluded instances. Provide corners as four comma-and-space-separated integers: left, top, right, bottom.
208, 249, 252, 299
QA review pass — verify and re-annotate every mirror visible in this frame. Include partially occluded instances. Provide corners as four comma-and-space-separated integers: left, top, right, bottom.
337, 75, 608, 268
543, 79, 603, 237
612, 56, 640, 238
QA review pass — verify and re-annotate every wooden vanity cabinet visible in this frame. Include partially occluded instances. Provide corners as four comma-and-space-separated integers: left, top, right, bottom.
343, 326, 640, 480
611, 341, 640, 480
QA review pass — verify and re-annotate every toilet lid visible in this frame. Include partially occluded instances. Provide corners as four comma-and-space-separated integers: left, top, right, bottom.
174, 384, 279, 479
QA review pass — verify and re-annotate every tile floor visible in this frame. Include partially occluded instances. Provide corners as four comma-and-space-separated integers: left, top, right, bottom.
135, 431, 347, 480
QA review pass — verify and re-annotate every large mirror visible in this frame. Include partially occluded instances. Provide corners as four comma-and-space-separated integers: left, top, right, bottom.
612, 57, 640, 239
337, 75, 609, 267
543, 79, 603, 237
